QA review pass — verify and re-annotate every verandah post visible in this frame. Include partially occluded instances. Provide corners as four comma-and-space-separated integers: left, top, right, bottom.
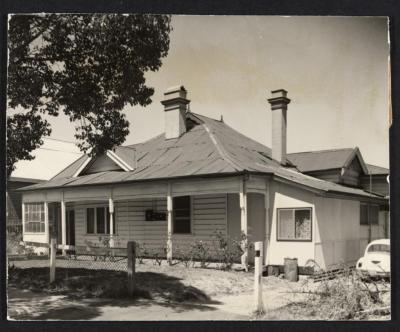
127, 241, 136, 297
109, 197, 115, 248
166, 183, 173, 265
61, 198, 67, 256
44, 201, 50, 253
264, 180, 271, 266
240, 177, 248, 271
49, 237, 57, 283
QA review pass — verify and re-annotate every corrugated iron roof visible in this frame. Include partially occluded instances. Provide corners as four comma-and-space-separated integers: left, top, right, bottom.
366, 163, 389, 175
20, 112, 386, 200
287, 148, 355, 173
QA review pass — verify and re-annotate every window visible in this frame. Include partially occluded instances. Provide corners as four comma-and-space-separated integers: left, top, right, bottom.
360, 203, 379, 225
24, 203, 45, 233
277, 208, 312, 241
86, 207, 115, 234
173, 196, 191, 234
368, 244, 390, 254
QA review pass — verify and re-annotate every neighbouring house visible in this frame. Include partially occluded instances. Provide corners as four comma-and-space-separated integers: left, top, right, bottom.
7, 177, 44, 234
7, 139, 83, 235
18, 86, 389, 271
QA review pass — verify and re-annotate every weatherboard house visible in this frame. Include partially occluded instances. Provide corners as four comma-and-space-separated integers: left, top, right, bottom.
19, 86, 389, 271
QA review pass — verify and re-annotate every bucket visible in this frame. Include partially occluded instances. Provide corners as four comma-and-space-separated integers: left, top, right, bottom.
284, 257, 299, 282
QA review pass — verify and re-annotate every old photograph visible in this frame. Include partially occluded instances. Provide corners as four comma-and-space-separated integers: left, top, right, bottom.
6, 14, 390, 320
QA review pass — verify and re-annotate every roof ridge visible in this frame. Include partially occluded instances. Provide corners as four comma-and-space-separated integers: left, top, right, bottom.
200, 122, 243, 171
288, 147, 355, 155
124, 133, 165, 148
190, 112, 220, 123
366, 163, 389, 169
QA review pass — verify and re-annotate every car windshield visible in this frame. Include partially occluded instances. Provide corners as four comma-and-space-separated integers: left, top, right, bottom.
367, 244, 390, 253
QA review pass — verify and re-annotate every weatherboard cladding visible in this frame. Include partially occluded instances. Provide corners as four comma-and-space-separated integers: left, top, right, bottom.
21, 112, 384, 200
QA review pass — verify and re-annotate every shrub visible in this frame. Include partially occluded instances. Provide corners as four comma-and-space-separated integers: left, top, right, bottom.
212, 231, 243, 270
136, 242, 148, 264
298, 261, 390, 320
147, 246, 166, 266
175, 245, 194, 268
190, 240, 211, 268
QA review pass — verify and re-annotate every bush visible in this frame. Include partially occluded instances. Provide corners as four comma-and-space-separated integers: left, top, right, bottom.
175, 245, 194, 268
136, 242, 148, 264
147, 246, 166, 266
190, 241, 211, 268
212, 231, 243, 270
298, 261, 390, 320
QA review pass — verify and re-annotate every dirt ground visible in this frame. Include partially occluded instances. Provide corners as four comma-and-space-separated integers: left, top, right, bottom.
7, 258, 390, 320
7, 258, 310, 320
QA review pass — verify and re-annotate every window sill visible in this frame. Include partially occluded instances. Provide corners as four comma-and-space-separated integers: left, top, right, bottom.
276, 239, 312, 242
172, 233, 194, 237
84, 233, 119, 236
23, 232, 46, 235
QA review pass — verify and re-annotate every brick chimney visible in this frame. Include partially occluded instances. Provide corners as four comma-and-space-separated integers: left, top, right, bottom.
161, 85, 190, 139
267, 89, 291, 164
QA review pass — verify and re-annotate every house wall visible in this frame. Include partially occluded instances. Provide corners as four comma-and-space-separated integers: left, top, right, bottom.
360, 175, 389, 197
226, 193, 266, 262
72, 194, 228, 255
268, 182, 316, 267
7, 180, 37, 230
306, 169, 341, 184
341, 158, 362, 187
314, 197, 361, 269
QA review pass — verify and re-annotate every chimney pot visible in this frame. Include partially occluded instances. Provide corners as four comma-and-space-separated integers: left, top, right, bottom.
161, 85, 190, 139
267, 89, 291, 164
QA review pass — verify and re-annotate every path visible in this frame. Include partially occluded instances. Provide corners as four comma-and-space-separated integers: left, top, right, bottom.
7, 285, 306, 320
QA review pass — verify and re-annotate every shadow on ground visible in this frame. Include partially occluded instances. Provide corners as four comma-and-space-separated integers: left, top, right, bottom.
8, 267, 222, 320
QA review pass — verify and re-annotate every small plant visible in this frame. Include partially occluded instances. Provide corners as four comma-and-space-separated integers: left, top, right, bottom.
175, 246, 194, 268
148, 246, 165, 266
212, 231, 243, 270
190, 240, 211, 268
136, 242, 148, 264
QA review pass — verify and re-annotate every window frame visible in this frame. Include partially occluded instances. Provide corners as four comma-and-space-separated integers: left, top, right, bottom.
24, 202, 46, 234
85, 205, 116, 235
360, 203, 379, 226
172, 196, 193, 235
276, 207, 313, 242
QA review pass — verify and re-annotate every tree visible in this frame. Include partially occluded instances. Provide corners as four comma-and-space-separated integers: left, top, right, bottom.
6, 113, 51, 178
7, 14, 172, 177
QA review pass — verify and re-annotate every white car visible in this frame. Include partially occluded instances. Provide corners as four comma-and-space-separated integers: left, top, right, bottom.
356, 239, 390, 279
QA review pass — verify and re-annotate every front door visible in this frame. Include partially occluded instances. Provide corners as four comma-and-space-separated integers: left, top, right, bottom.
66, 209, 75, 246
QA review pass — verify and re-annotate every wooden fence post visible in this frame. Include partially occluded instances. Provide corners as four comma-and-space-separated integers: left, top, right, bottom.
254, 241, 265, 313
127, 241, 136, 297
50, 238, 57, 283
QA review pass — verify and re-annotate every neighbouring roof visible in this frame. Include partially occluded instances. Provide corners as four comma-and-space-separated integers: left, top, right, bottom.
20, 113, 385, 200
366, 163, 389, 175
287, 147, 369, 174
11, 138, 83, 181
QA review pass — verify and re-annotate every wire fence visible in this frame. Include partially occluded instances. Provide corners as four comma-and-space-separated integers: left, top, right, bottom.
7, 241, 133, 274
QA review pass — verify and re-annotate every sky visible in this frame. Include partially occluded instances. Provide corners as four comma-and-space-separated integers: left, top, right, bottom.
39, 16, 390, 168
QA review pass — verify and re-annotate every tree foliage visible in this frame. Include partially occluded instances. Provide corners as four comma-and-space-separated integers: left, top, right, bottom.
6, 113, 51, 178
7, 14, 172, 177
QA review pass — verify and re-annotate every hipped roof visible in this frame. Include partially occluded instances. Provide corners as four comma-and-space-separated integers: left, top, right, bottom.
20, 112, 386, 201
